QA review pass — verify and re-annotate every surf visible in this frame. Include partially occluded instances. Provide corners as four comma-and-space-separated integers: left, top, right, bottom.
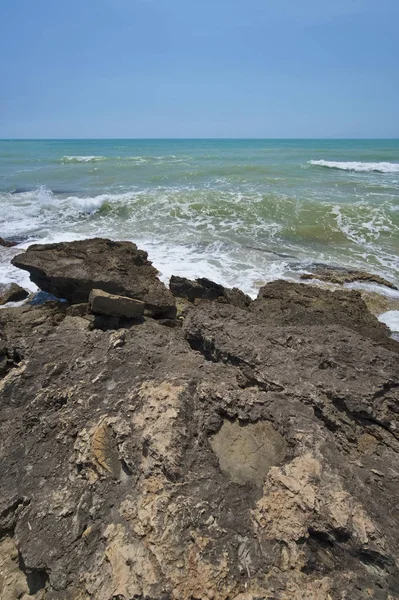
309, 160, 399, 173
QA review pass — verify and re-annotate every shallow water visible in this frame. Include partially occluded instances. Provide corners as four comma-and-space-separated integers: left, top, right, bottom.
1, 139, 398, 296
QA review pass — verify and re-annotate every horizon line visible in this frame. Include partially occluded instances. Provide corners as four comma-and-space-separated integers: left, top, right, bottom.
1, 137, 399, 141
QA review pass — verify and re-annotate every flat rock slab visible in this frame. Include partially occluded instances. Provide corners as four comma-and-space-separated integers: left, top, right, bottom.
89, 289, 145, 319
12, 238, 176, 317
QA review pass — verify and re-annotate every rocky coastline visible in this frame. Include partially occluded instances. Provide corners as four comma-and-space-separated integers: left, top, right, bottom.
1, 238, 399, 600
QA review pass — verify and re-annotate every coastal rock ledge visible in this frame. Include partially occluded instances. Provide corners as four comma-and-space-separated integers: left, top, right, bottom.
1, 238, 399, 600
11, 238, 176, 317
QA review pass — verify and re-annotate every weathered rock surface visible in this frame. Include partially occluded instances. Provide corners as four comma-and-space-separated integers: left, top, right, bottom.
89, 289, 145, 319
12, 238, 176, 317
1, 243, 399, 599
0, 282, 29, 305
170, 275, 252, 309
252, 280, 396, 349
361, 291, 399, 318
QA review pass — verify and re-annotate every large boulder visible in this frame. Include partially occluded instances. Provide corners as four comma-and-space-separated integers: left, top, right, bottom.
12, 238, 176, 317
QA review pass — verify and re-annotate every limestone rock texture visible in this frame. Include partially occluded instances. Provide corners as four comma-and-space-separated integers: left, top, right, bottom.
1, 239, 399, 600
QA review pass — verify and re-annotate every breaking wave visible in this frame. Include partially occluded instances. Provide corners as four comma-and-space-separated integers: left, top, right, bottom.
61, 155, 107, 163
309, 160, 399, 174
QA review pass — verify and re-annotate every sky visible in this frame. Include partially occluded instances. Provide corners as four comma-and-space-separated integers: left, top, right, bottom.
0, 0, 398, 138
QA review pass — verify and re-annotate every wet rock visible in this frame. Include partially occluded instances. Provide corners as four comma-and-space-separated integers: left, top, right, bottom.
0, 283, 29, 305
300, 266, 398, 290
170, 275, 252, 309
12, 238, 176, 317
0, 237, 18, 248
89, 289, 145, 319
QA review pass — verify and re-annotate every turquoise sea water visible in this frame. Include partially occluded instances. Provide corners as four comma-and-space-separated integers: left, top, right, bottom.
0, 139, 398, 296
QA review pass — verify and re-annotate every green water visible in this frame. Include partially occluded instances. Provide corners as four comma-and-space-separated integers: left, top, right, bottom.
0, 139, 398, 295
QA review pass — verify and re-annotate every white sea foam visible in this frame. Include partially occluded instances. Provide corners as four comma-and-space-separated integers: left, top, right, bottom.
309, 160, 399, 173
1, 182, 398, 301
378, 310, 399, 332
136, 238, 288, 298
66, 194, 120, 214
346, 281, 399, 297
61, 156, 107, 163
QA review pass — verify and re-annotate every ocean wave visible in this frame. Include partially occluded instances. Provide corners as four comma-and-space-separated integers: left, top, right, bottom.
59, 155, 193, 165
309, 160, 399, 173
65, 192, 135, 215
61, 155, 107, 163
1, 184, 398, 295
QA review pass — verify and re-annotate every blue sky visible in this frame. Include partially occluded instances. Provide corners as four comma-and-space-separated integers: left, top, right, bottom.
1, 0, 398, 138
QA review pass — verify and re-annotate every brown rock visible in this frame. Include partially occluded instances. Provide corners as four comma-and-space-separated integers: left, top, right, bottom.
0, 237, 18, 248
0, 256, 398, 599
89, 289, 145, 319
65, 303, 88, 318
252, 280, 394, 348
11, 238, 176, 317
170, 275, 252, 309
0, 283, 29, 305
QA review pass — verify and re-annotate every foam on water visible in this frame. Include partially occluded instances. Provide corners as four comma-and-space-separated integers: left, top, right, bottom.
1, 140, 398, 302
309, 160, 399, 173
378, 311, 399, 332
346, 281, 399, 297
135, 238, 289, 297
61, 156, 107, 163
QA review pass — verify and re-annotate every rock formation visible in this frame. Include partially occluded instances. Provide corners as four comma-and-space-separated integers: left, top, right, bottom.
0, 283, 29, 305
300, 265, 397, 290
12, 238, 176, 317
1, 239, 399, 600
0, 237, 18, 248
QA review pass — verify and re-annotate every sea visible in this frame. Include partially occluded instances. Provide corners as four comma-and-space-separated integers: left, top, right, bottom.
1, 138, 398, 312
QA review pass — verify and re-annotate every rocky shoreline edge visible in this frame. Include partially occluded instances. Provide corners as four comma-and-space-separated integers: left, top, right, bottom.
1, 238, 399, 600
